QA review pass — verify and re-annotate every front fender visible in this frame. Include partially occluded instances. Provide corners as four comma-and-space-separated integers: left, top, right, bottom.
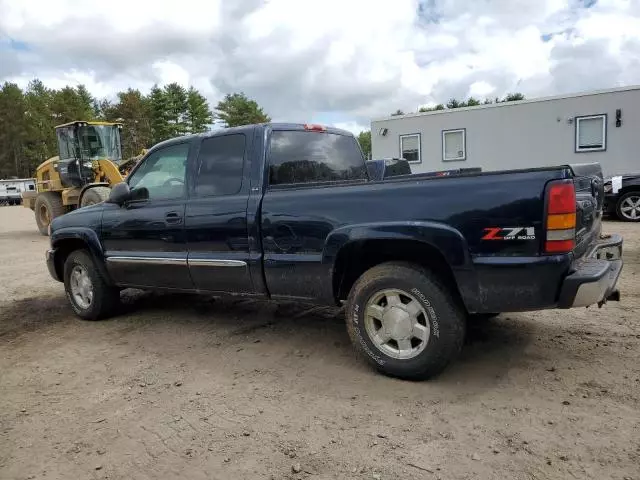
51, 227, 104, 259
50, 227, 113, 285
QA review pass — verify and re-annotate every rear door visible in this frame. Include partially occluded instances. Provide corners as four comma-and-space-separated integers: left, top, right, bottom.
184, 133, 255, 293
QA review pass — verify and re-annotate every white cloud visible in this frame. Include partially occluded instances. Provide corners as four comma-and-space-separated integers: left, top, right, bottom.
152, 61, 191, 89
332, 121, 368, 136
1, 0, 639, 129
468, 81, 496, 98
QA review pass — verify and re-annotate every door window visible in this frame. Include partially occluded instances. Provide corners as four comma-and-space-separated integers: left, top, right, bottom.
128, 143, 190, 200
194, 134, 246, 196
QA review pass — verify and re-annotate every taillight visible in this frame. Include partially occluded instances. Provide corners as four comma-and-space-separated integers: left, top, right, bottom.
303, 123, 327, 132
545, 181, 576, 253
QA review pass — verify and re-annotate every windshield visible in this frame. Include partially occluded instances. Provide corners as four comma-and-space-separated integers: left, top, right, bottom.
77, 125, 122, 162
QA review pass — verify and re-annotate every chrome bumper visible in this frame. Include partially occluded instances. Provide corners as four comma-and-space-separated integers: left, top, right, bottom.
558, 234, 623, 308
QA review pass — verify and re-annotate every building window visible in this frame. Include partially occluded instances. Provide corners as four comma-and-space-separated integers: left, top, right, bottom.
576, 114, 606, 152
442, 129, 466, 161
399, 134, 421, 163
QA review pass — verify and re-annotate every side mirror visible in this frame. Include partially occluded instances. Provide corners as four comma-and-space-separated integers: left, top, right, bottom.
130, 186, 149, 202
107, 182, 131, 205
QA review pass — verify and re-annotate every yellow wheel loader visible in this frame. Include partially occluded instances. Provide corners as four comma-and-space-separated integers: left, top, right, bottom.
21, 121, 145, 235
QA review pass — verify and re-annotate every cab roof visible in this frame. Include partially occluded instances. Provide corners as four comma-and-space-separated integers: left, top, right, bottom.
145, 123, 356, 156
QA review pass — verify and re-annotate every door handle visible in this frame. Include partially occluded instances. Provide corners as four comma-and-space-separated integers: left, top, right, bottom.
165, 212, 182, 225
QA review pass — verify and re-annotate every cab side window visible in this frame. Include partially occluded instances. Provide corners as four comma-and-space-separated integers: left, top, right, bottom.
128, 143, 190, 201
268, 131, 366, 186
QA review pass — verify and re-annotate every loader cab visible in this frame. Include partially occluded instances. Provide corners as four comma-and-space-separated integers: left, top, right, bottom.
55, 121, 123, 188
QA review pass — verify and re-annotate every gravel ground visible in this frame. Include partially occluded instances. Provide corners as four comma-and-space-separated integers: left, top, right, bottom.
0, 205, 638, 480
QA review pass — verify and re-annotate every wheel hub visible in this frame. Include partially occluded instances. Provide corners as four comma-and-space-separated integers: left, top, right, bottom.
70, 265, 93, 310
620, 196, 640, 220
363, 288, 431, 360
383, 306, 412, 339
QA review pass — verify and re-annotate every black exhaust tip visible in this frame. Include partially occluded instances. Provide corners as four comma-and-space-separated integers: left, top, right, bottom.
607, 289, 621, 302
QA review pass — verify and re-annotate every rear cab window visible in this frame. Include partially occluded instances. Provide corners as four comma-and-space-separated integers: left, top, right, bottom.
268, 130, 366, 186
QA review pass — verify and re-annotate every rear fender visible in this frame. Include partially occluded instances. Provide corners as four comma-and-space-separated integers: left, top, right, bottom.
322, 221, 478, 308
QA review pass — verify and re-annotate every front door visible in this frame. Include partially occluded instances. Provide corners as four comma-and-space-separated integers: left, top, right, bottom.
184, 133, 255, 293
102, 141, 193, 289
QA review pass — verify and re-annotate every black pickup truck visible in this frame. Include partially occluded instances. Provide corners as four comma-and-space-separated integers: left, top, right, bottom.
46, 123, 624, 379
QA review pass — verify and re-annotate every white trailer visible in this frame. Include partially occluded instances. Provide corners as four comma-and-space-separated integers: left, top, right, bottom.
0, 178, 36, 206
371, 85, 640, 178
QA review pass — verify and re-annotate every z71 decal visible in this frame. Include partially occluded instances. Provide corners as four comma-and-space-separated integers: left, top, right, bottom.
482, 227, 536, 241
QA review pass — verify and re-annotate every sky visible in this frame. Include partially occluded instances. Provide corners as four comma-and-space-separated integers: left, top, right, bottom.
1, 0, 639, 134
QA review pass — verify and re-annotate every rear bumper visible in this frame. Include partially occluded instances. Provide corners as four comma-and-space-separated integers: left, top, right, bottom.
46, 249, 62, 282
557, 234, 623, 308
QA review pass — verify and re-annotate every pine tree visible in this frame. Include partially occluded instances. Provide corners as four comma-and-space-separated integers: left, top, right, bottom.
164, 83, 188, 137
109, 89, 152, 158
22, 80, 57, 171
185, 87, 213, 134
148, 84, 171, 144
215, 92, 270, 127
0, 83, 28, 177
75, 85, 95, 118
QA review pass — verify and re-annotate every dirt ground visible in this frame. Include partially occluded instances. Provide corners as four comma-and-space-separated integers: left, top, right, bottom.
0, 205, 638, 480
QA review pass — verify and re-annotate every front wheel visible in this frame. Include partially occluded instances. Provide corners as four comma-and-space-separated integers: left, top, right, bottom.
63, 250, 120, 320
345, 262, 466, 380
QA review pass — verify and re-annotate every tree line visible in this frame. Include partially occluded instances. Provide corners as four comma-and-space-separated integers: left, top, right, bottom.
391, 92, 526, 116
0, 80, 270, 178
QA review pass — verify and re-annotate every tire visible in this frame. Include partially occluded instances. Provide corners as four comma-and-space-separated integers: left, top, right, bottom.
615, 191, 640, 222
34, 192, 65, 236
80, 186, 111, 207
345, 262, 466, 380
63, 249, 120, 320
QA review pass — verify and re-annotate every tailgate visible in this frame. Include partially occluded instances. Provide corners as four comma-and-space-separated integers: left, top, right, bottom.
570, 163, 604, 258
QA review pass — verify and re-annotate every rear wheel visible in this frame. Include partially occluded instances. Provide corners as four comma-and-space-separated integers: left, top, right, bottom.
616, 191, 640, 222
80, 186, 111, 207
63, 250, 120, 320
345, 262, 466, 380
34, 192, 65, 235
